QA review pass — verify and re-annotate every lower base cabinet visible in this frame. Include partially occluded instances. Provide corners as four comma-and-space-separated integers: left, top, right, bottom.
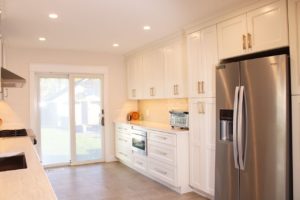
115, 123, 191, 194
189, 98, 216, 198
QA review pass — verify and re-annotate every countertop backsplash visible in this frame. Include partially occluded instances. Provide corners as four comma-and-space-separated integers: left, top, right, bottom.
138, 98, 188, 124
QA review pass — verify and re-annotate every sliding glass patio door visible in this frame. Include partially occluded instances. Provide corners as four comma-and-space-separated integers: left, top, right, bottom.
39, 76, 71, 166
71, 76, 103, 164
38, 74, 104, 166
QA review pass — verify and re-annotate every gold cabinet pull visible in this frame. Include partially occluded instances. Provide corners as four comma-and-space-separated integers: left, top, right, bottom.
150, 87, 155, 97
247, 33, 252, 49
197, 102, 205, 114
174, 84, 179, 95
197, 81, 201, 94
242, 35, 247, 50
197, 81, 204, 94
132, 89, 136, 97
173, 85, 176, 95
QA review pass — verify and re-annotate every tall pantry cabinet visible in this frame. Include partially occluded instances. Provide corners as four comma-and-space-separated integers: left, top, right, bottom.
187, 25, 218, 197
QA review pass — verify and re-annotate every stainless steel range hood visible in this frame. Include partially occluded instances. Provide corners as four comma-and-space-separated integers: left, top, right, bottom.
1, 68, 26, 88
0, 38, 26, 88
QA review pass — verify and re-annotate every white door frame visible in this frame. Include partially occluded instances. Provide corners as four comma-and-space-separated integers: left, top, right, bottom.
29, 64, 109, 165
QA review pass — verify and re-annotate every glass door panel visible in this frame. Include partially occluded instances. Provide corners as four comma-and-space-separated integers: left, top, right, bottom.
73, 77, 103, 162
39, 77, 70, 165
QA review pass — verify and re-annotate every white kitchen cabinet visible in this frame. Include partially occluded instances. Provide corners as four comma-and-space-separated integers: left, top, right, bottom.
115, 124, 132, 165
114, 122, 190, 194
289, 0, 300, 95
147, 130, 190, 193
163, 39, 187, 98
292, 96, 300, 200
143, 49, 165, 99
126, 55, 143, 99
217, 15, 248, 59
189, 98, 216, 196
187, 25, 218, 98
217, 0, 288, 59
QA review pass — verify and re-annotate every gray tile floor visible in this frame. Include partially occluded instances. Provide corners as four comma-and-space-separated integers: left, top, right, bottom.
47, 162, 208, 200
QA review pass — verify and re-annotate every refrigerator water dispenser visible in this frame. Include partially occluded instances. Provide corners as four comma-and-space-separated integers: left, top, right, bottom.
220, 109, 233, 141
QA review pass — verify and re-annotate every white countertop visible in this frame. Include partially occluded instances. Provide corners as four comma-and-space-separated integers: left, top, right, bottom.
0, 137, 57, 200
115, 120, 189, 134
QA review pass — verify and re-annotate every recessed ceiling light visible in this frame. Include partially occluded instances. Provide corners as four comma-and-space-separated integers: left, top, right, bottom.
113, 43, 119, 47
49, 13, 58, 19
143, 26, 151, 30
39, 37, 46, 41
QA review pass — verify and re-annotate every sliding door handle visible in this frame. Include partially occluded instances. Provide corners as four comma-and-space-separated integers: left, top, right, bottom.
233, 86, 240, 169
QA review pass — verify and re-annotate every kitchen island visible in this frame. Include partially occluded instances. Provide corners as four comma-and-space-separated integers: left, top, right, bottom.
0, 137, 57, 200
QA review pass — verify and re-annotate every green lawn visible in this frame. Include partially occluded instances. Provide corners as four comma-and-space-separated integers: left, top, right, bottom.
41, 128, 102, 164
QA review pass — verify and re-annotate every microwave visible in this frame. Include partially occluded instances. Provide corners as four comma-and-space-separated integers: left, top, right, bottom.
169, 110, 189, 129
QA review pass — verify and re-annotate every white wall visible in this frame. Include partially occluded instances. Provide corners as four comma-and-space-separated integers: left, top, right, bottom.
3, 46, 137, 162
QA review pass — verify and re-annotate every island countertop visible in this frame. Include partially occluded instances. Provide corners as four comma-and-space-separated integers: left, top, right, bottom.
0, 137, 57, 200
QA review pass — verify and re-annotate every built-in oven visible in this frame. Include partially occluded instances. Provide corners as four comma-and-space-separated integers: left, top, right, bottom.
131, 128, 147, 155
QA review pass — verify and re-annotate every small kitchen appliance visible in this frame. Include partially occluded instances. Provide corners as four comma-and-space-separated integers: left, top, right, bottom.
169, 110, 189, 129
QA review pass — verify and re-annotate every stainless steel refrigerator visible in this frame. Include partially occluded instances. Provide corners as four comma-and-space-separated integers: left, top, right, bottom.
215, 54, 291, 200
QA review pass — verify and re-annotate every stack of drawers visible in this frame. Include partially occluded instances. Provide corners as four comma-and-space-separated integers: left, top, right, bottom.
115, 124, 132, 164
148, 130, 178, 186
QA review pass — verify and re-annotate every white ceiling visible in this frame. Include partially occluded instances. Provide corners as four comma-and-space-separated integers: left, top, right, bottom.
1, 0, 256, 55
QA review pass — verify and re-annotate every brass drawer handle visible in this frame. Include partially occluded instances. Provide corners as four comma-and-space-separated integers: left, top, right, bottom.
154, 168, 167, 175
155, 150, 167, 156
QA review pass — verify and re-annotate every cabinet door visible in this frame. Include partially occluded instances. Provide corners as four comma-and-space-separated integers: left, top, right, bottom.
187, 31, 202, 98
188, 26, 218, 98
247, 1, 288, 53
127, 55, 143, 99
143, 49, 165, 99
292, 96, 300, 200
164, 39, 187, 98
189, 98, 216, 195
199, 25, 218, 98
217, 15, 248, 59
289, 0, 300, 95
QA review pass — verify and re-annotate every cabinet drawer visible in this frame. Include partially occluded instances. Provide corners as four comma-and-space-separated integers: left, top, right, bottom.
149, 131, 176, 146
116, 133, 131, 148
116, 145, 132, 163
148, 158, 177, 186
148, 143, 176, 166
115, 124, 130, 134
132, 153, 147, 172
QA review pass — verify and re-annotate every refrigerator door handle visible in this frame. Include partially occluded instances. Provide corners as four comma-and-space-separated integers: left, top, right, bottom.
238, 86, 246, 170
233, 86, 240, 169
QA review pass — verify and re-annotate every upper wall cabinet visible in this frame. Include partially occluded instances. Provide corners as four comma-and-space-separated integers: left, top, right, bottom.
289, 0, 300, 95
187, 25, 219, 98
127, 55, 144, 99
218, 0, 288, 59
126, 35, 187, 100
163, 39, 187, 98
143, 49, 165, 99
